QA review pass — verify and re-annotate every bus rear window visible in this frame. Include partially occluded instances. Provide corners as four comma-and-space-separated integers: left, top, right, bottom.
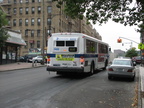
56, 41, 75, 46
56, 41, 64, 46
66, 41, 75, 46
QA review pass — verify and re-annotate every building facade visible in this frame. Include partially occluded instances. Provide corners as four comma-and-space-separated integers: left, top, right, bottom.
0, 29, 26, 64
1, 0, 102, 56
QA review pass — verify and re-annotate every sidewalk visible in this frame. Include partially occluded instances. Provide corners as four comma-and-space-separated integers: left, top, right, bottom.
0, 62, 46, 72
139, 66, 144, 108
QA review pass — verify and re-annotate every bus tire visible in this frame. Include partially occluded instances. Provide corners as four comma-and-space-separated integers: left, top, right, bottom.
103, 60, 108, 70
90, 63, 94, 75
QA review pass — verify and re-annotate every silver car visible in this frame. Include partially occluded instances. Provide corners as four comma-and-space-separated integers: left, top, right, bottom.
32, 56, 43, 63
107, 58, 136, 81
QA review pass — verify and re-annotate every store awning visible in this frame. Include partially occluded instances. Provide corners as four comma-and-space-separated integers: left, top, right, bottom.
6, 36, 26, 46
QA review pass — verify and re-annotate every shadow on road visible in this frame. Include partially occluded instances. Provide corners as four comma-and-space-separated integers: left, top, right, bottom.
50, 69, 103, 80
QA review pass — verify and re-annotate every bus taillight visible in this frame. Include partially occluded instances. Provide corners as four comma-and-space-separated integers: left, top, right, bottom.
47, 56, 50, 63
80, 56, 84, 64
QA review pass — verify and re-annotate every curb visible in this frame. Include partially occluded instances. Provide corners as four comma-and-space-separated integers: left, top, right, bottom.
140, 67, 144, 108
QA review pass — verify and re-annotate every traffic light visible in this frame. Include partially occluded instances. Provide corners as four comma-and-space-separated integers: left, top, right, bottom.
117, 38, 122, 43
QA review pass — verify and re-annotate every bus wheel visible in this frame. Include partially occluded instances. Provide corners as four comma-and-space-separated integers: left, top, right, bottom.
90, 63, 94, 75
103, 60, 108, 70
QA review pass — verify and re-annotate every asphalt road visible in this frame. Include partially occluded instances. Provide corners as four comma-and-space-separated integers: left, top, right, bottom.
0, 67, 139, 108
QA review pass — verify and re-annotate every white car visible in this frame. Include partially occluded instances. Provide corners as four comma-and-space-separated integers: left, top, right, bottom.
107, 58, 136, 81
32, 56, 43, 63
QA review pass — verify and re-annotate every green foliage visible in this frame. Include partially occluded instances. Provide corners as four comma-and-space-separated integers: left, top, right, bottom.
0, 9, 10, 47
125, 48, 138, 58
53, 0, 144, 31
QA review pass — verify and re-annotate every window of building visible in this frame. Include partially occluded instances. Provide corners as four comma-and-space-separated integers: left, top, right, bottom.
14, 0, 16, 4
8, 0, 11, 3
19, 7, 22, 14
25, 30, 28, 36
31, 18, 34, 26
13, 8, 16, 14
38, 6, 41, 14
37, 18, 41, 26
25, 19, 28, 26
8, 8, 11, 14
19, 0, 22, 3
47, 6, 52, 13
47, 18, 51, 25
30, 43, 34, 48
37, 41, 40, 48
26, 0, 29, 3
31, 7, 35, 14
25, 41, 28, 48
32, 0, 35, 2
47, 29, 51, 35
19, 19, 22, 26
31, 30, 34, 37
25, 7, 29, 14
37, 30, 40, 37
13, 19, 16, 26
8, 20, 11, 26
37, 0, 41, 2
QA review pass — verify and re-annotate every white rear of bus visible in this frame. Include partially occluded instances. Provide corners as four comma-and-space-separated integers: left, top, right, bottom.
46, 33, 86, 73
46, 33, 109, 74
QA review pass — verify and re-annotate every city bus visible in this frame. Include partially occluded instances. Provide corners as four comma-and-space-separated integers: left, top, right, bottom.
46, 33, 110, 74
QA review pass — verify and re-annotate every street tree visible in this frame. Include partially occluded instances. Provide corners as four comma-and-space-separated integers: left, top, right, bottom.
125, 48, 138, 58
0, 9, 10, 47
54, 0, 144, 31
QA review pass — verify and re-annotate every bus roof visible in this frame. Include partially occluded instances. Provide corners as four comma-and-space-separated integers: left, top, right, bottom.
51, 33, 109, 46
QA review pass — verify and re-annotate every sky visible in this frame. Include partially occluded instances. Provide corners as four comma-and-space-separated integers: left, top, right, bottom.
93, 20, 140, 52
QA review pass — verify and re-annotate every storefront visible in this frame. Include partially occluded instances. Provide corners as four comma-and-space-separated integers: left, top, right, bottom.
0, 30, 26, 65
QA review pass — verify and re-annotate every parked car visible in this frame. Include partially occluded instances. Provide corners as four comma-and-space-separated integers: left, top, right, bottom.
32, 56, 43, 63
18, 54, 40, 62
26, 54, 38, 62
132, 56, 143, 64
19, 56, 26, 62
107, 58, 136, 81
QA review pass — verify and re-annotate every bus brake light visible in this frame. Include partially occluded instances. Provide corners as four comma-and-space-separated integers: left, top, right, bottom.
47, 56, 50, 62
80, 56, 84, 63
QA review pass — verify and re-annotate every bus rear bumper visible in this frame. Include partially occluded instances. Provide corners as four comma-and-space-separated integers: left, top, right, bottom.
46, 66, 84, 73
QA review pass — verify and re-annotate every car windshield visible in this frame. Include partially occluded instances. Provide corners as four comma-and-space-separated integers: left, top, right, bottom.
112, 60, 131, 65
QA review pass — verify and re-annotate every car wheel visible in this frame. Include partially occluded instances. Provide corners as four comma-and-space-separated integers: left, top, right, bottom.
108, 76, 112, 80
131, 76, 135, 81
